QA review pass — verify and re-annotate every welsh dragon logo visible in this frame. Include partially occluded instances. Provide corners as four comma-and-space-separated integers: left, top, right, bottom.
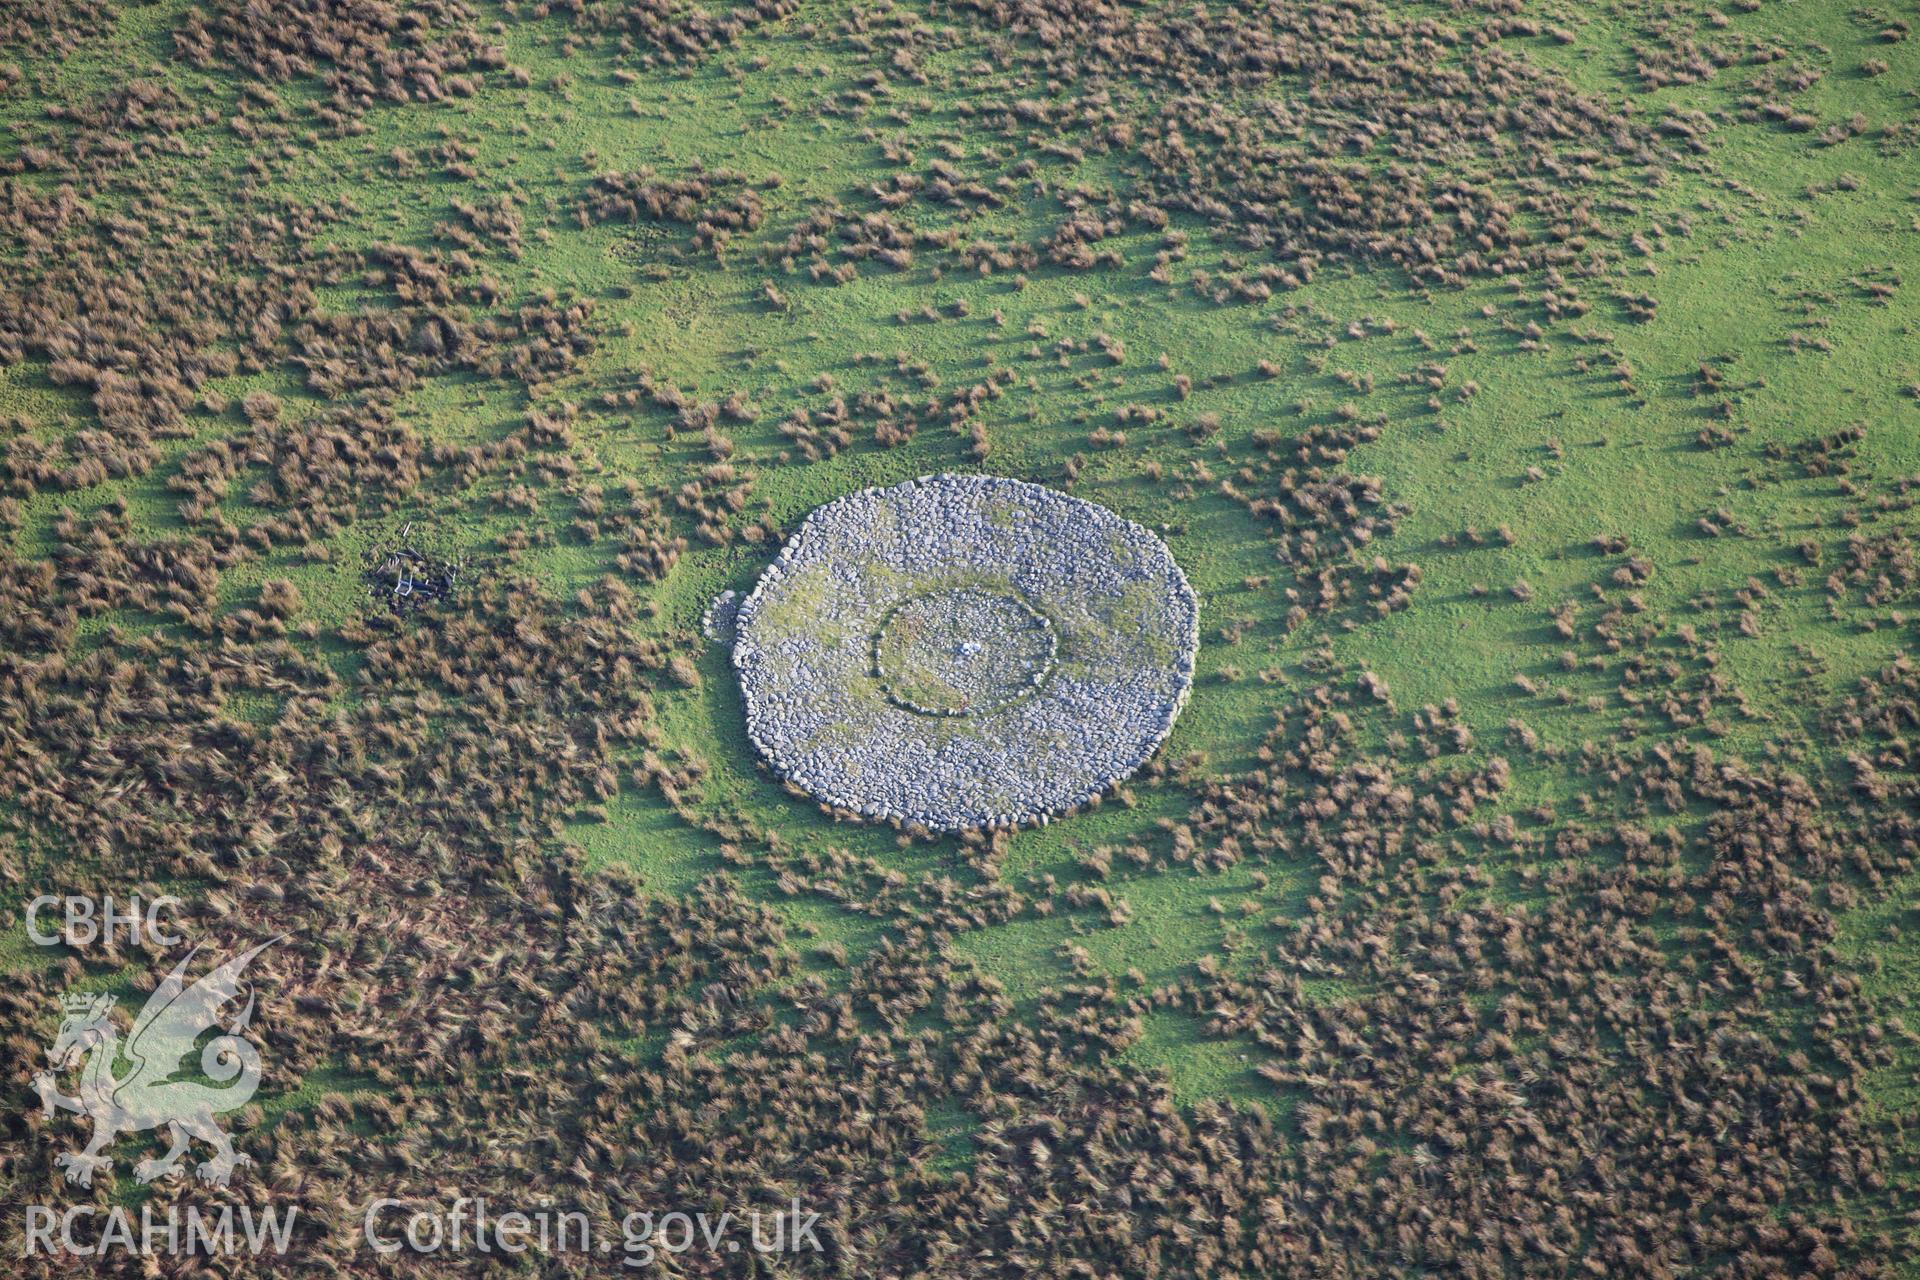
31, 940, 279, 1188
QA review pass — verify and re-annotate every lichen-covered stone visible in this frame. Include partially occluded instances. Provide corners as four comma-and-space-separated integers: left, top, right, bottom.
730, 474, 1198, 831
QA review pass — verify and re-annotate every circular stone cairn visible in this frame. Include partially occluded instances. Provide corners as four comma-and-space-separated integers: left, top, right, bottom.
729, 474, 1199, 831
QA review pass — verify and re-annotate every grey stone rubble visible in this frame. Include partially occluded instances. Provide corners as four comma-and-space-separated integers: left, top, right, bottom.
701, 588, 740, 646
727, 473, 1199, 832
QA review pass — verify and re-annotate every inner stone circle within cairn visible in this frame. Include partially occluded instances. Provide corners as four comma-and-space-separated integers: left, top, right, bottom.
872, 584, 1058, 717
